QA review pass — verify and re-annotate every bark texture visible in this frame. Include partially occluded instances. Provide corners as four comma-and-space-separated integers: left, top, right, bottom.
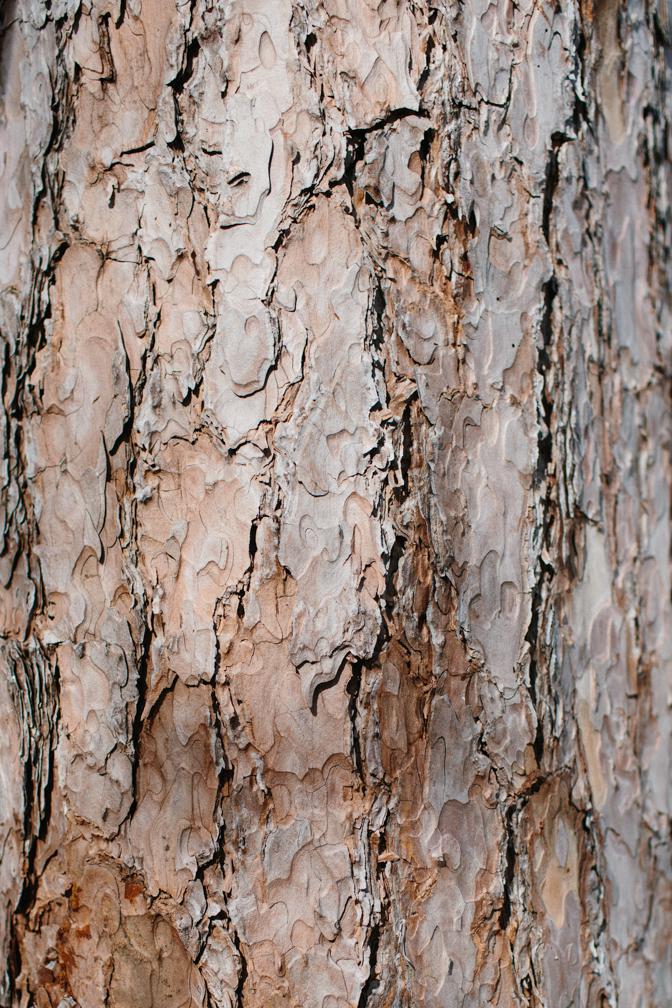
1, 0, 671, 1005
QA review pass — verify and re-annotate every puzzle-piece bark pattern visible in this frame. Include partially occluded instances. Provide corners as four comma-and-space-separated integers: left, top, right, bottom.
0, 0, 671, 1005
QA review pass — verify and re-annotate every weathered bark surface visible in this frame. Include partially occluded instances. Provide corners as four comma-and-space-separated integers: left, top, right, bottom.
1, 0, 671, 1005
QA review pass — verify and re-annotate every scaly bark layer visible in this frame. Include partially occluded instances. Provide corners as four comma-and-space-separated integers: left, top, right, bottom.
0, 0, 671, 1006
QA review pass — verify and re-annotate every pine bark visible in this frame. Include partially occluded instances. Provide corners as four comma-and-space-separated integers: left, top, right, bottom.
0, 0, 671, 1005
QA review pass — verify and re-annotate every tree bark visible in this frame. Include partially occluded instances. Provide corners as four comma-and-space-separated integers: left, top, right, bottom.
0, 0, 671, 1005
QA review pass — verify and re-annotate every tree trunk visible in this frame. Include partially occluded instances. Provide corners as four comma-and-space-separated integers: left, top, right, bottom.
0, 0, 670, 1005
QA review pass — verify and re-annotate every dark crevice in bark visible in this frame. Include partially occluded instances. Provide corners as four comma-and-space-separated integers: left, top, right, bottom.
6, 644, 60, 1006
571, 13, 590, 134
168, 5, 200, 95
338, 262, 411, 1004
194, 600, 250, 1007
379, 395, 419, 622
115, 0, 127, 29
107, 324, 134, 457
232, 927, 249, 1008
368, 279, 386, 358
125, 622, 152, 825
337, 107, 429, 204
526, 569, 553, 767
542, 133, 570, 244
171, 43, 200, 98
527, 272, 558, 768
357, 906, 383, 1008
417, 32, 435, 92
348, 106, 429, 139
499, 774, 556, 934
499, 802, 517, 931
345, 659, 366, 782
168, 16, 200, 151
572, 796, 617, 1000
383, 534, 407, 619
236, 518, 259, 620
209, 615, 234, 854
336, 107, 442, 991
396, 392, 419, 502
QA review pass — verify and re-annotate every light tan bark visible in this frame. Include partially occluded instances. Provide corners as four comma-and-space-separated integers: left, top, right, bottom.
0, 0, 671, 1005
